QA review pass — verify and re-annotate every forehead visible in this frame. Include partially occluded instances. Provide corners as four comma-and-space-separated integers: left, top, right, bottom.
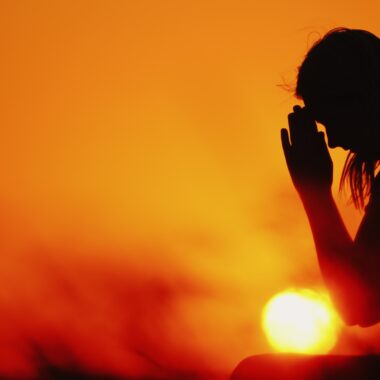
301, 51, 367, 96
303, 70, 365, 107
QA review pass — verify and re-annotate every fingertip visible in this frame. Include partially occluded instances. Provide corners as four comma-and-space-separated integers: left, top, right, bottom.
280, 128, 288, 140
280, 128, 291, 151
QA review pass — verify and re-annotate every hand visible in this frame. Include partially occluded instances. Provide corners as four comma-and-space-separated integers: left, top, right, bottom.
281, 105, 333, 196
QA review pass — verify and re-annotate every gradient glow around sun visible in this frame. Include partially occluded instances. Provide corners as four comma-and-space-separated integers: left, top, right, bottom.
262, 289, 341, 354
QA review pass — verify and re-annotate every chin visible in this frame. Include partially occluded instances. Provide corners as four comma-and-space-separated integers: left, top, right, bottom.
330, 140, 351, 151
327, 142, 338, 149
327, 136, 354, 151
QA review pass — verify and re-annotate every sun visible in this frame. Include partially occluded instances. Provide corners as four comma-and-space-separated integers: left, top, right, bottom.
262, 289, 341, 354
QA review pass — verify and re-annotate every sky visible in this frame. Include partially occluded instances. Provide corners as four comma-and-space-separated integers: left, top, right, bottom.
1, 1, 380, 378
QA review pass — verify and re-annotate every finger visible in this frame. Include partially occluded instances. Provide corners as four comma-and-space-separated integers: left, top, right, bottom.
281, 128, 293, 167
294, 106, 318, 136
281, 128, 291, 151
289, 107, 318, 146
288, 111, 305, 146
293, 105, 302, 113
302, 107, 319, 135
287, 112, 298, 146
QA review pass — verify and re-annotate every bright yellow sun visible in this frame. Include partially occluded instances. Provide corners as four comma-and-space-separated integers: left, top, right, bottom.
262, 289, 341, 354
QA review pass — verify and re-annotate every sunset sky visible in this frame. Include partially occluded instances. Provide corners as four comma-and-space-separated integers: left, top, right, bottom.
1, 1, 380, 378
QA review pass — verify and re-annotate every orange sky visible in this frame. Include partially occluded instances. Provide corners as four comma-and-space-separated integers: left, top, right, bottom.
1, 1, 380, 378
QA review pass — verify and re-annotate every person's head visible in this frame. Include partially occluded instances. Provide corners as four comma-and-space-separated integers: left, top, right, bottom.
295, 27, 380, 209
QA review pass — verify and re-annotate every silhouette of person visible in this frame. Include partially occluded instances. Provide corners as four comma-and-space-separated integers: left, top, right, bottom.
231, 27, 380, 380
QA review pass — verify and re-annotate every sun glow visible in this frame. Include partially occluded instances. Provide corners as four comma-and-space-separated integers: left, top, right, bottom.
262, 289, 341, 354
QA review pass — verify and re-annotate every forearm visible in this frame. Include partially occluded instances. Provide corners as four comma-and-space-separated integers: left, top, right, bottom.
299, 189, 371, 325
281, 106, 380, 325
300, 189, 353, 263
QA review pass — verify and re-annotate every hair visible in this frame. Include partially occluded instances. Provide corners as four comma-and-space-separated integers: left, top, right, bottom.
295, 27, 380, 209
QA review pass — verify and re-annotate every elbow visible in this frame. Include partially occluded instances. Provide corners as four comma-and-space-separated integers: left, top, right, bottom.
348, 316, 380, 328
355, 312, 380, 328
329, 268, 380, 327
337, 296, 380, 328
341, 313, 378, 328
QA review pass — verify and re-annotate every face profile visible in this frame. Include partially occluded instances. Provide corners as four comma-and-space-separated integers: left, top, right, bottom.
297, 30, 380, 158
293, 28, 380, 209
304, 89, 366, 152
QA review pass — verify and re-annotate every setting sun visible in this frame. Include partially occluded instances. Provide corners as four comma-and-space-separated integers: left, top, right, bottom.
262, 289, 341, 354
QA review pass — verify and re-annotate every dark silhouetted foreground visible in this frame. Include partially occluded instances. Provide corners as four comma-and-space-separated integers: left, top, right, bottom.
231, 354, 380, 380
232, 26, 380, 380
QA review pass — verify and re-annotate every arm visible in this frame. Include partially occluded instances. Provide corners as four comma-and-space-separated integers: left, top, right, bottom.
300, 188, 380, 327
281, 106, 380, 327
